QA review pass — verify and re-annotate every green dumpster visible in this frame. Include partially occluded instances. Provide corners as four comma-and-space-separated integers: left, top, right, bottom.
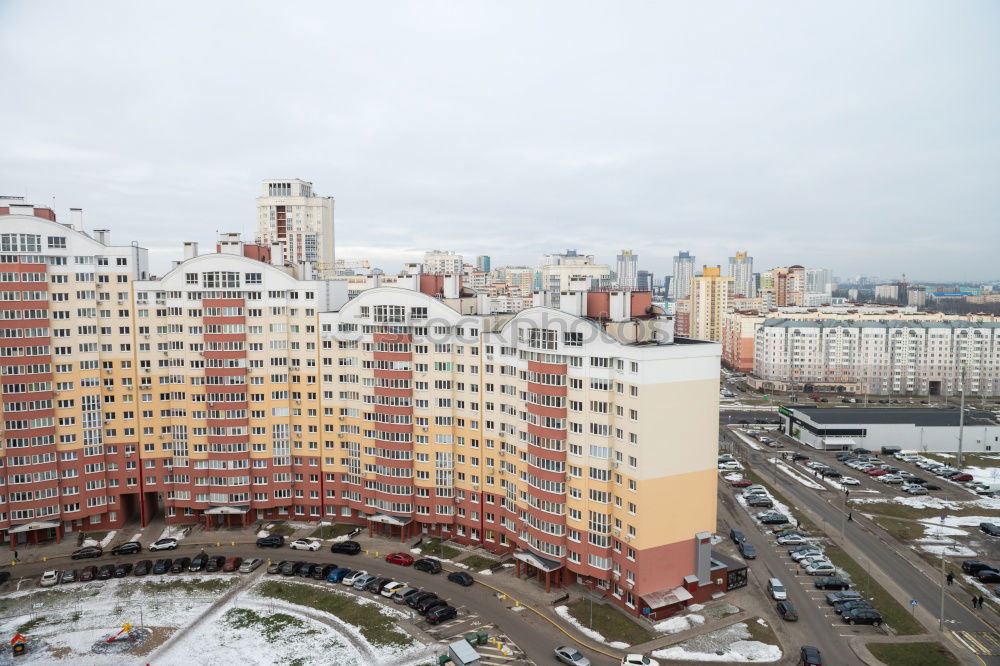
438, 654, 451, 665
464, 632, 477, 646
476, 630, 488, 645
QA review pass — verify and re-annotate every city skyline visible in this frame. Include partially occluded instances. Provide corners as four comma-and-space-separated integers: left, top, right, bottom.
2, 2, 998, 281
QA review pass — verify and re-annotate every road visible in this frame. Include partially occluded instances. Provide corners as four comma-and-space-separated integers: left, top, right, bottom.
8, 540, 618, 666
723, 424, 1000, 665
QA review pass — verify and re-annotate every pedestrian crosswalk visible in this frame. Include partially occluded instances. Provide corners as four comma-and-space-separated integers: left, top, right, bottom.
953, 630, 1000, 656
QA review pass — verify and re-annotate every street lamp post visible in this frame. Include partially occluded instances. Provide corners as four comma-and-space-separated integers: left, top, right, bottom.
939, 516, 947, 631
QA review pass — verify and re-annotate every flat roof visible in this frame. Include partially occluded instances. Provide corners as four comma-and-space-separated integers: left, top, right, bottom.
787, 406, 998, 427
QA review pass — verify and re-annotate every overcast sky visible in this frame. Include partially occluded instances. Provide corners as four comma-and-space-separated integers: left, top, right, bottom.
2, 1, 998, 282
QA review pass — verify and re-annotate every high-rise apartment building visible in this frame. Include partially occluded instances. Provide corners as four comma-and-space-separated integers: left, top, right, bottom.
255, 179, 335, 278
476, 255, 491, 273
689, 266, 732, 342
538, 251, 610, 295
423, 250, 464, 275
727, 251, 755, 298
0, 206, 726, 616
637, 270, 653, 292
668, 251, 694, 300
615, 250, 638, 290
763, 266, 805, 306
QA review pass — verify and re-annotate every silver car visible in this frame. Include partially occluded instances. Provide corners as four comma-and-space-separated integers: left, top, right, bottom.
554, 645, 591, 666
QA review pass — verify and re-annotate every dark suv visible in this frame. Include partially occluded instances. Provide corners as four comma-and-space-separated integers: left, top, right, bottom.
799, 646, 822, 665
71, 546, 103, 560
189, 551, 208, 572
842, 608, 883, 626
256, 535, 285, 548
110, 541, 142, 556
729, 528, 745, 544
331, 541, 362, 555
962, 560, 996, 575
426, 605, 458, 624
414, 558, 442, 574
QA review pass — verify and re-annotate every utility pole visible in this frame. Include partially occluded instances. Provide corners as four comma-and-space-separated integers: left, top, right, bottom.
957, 364, 967, 470
939, 516, 947, 631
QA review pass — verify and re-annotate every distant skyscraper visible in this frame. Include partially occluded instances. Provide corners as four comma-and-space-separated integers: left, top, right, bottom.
616, 249, 638, 289
256, 179, 335, 277
637, 270, 653, 291
689, 265, 733, 341
423, 250, 464, 274
727, 251, 755, 298
476, 255, 491, 273
669, 251, 695, 300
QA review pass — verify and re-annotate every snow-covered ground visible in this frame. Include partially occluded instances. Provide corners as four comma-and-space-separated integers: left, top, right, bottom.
652, 621, 781, 662
769, 458, 824, 490
653, 611, 705, 634
913, 522, 976, 557
735, 490, 799, 529
728, 428, 762, 451
553, 605, 629, 649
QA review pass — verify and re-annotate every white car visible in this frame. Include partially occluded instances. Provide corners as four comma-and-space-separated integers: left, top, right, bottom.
621, 656, 659, 666
798, 554, 829, 567
791, 548, 823, 562
902, 484, 928, 495
289, 539, 321, 552
39, 570, 60, 587
776, 534, 806, 545
804, 561, 836, 576
381, 581, 407, 598
148, 538, 178, 551
841, 476, 860, 486
718, 462, 742, 471
342, 570, 367, 586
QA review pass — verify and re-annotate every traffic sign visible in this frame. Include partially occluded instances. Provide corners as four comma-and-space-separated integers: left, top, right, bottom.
910, 599, 918, 607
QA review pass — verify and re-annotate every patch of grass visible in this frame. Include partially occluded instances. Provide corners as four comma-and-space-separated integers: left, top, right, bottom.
267, 522, 297, 537
256, 580, 412, 648
745, 617, 780, 647
872, 516, 926, 541
564, 599, 653, 646
458, 554, 499, 571
223, 608, 317, 642
926, 453, 1000, 469
868, 641, 959, 665
116, 578, 238, 598
309, 523, 358, 539
16, 616, 46, 634
421, 537, 461, 560
823, 544, 923, 635
851, 501, 1000, 521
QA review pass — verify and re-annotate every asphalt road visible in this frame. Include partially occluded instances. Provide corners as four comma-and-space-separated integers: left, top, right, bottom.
723, 426, 1000, 665
7, 541, 619, 666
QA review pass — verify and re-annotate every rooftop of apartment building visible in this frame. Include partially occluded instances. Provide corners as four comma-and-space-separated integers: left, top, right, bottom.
788, 405, 999, 427
762, 318, 1000, 329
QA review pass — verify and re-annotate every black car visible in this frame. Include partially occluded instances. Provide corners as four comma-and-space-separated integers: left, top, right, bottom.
205, 556, 226, 573
924, 483, 942, 491
152, 558, 172, 575
366, 577, 391, 594
826, 590, 862, 605
426, 605, 458, 625
256, 535, 285, 548
418, 597, 449, 615
110, 541, 143, 556
978, 570, 1000, 583
97, 564, 115, 580
842, 608, 883, 626
414, 558, 442, 574
447, 571, 474, 586
170, 557, 192, 573
962, 560, 996, 575
114, 563, 134, 578
814, 577, 850, 590
760, 513, 789, 525
738, 541, 756, 560
835, 453, 853, 461
280, 560, 298, 576
820, 470, 842, 479
315, 564, 338, 580
799, 645, 822, 665
792, 454, 810, 462
71, 546, 103, 560
776, 600, 798, 621
134, 560, 152, 576
834, 599, 873, 615
982, 523, 1000, 537
408, 592, 438, 609
331, 540, 362, 555
296, 562, 317, 578
729, 528, 745, 544
852, 447, 871, 455
189, 551, 208, 572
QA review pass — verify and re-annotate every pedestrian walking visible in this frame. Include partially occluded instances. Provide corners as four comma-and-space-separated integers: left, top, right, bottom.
848, 512, 853, 522
973, 595, 980, 609
979, 595, 985, 609
947, 572, 955, 586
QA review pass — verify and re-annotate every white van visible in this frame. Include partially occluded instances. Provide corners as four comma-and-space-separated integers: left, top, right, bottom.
767, 578, 787, 600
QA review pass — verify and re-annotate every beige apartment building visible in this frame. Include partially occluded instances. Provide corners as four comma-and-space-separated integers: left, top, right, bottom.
689, 266, 732, 342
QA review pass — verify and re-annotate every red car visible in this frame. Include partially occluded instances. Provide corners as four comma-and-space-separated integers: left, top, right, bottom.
867, 469, 888, 476
386, 552, 414, 566
222, 557, 244, 572
731, 479, 753, 488
950, 473, 973, 482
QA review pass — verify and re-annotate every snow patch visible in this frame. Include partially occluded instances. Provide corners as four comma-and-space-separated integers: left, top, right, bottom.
770, 458, 824, 490
653, 622, 781, 662
653, 613, 705, 634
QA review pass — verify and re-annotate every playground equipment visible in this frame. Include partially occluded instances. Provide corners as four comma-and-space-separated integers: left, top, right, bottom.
106, 622, 133, 643
10, 632, 27, 657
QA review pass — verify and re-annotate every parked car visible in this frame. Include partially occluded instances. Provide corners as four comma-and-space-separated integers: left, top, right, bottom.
417, 596, 448, 615
977, 570, 1000, 583
97, 564, 115, 580
555, 646, 592, 666
834, 599, 873, 615
60, 569, 78, 583
80, 565, 98, 581
149, 538, 178, 552
841, 476, 860, 486
950, 473, 974, 482
790, 548, 824, 562
842, 608, 883, 626
397, 587, 424, 605
381, 581, 408, 598
342, 570, 368, 586
730, 479, 753, 488
314, 564, 338, 580
391, 585, 420, 603
189, 551, 208, 572
408, 592, 438, 609
327, 567, 352, 583
902, 484, 928, 495
134, 560, 152, 576
804, 562, 836, 576
962, 560, 997, 575
39, 570, 60, 587
289, 539, 321, 552
256, 535, 285, 548
758, 512, 789, 525
425, 605, 458, 625
240, 558, 264, 573
814, 577, 850, 590
205, 556, 226, 573
294, 562, 315, 578
353, 574, 378, 591
386, 552, 415, 566
981, 523, 1000, 537
448, 571, 475, 586
71, 546, 103, 560
747, 496, 774, 508
826, 590, 862, 605
621, 656, 660, 666
331, 540, 362, 555
879, 475, 904, 484
366, 577, 391, 594
170, 557, 192, 573
114, 563, 134, 578
799, 646, 822, 665
777, 534, 807, 546
776, 600, 798, 621
738, 541, 757, 559
110, 541, 142, 556
152, 559, 172, 575
267, 560, 287, 575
